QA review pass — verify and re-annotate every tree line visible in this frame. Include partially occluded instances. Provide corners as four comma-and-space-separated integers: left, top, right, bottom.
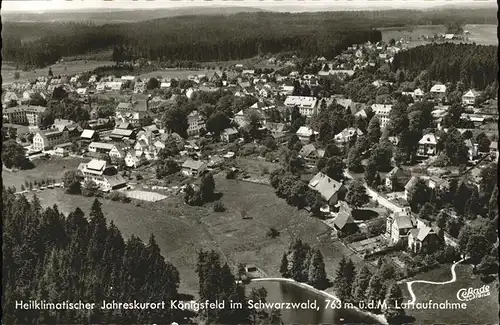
392, 43, 497, 91
3, 190, 182, 323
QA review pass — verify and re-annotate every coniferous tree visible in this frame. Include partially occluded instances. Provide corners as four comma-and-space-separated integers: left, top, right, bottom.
2, 190, 180, 324
366, 274, 386, 311
279, 253, 290, 278
307, 249, 328, 289
352, 265, 372, 303
384, 283, 406, 322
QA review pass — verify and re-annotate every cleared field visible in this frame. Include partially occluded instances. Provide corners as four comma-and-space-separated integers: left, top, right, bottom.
381, 24, 497, 47
29, 173, 365, 297
464, 24, 498, 45
2, 60, 115, 86
400, 264, 499, 324
381, 25, 446, 42
2, 156, 90, 190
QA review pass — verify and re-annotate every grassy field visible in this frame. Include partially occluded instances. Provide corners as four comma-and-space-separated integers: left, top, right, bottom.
400, 264, 499, 324
464, 24, 498, 45
27, 173, 364, 296
2, 60, 115, 86
381, 24, 497, 48
2, 156, 90, 190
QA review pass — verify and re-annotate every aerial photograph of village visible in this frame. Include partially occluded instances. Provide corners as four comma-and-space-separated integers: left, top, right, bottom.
2, 0, 498, 324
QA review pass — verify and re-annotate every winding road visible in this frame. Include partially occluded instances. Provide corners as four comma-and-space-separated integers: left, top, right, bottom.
406, 258, 466, 304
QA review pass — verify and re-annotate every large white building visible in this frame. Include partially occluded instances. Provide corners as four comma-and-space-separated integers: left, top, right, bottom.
3, 105, 46, 126
78, 159, 127, 191
32, 128, 69, 151
371, 104, 393, 129
284, 96, 318, 117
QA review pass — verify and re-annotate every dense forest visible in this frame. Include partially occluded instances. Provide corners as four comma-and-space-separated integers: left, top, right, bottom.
391, 43, 498, 90
2, 8, 496, 68
2, 189, 183, 324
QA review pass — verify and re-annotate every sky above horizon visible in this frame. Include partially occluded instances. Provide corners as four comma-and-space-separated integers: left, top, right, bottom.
1, 0, 495, 12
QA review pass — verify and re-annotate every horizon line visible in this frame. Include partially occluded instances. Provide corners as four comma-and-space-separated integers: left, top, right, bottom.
2, 0, 497, 13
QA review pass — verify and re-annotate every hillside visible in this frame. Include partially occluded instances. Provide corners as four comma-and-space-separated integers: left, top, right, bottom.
1, 6, 268, 24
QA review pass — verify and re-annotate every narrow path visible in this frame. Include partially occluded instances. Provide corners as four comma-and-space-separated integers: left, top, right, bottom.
406, 258, 465, 304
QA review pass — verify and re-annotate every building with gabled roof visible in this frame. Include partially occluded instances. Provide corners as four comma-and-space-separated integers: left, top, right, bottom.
181, 159, 207, 177
308, 172, 347, 206
386, 208, 414, 244
418, 133, 438, 157
462, 89, 480, 106
78, 159, 126, 191
32, 127, 69, 151
299, 144, 325, 163
296, 126, 318, 143
384, 166, 411, 191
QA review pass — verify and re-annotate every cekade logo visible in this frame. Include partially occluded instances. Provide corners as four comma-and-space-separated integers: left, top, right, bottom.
456, 285, 490, 302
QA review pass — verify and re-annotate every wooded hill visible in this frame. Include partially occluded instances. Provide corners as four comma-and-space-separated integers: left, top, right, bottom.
2, 8, 496, 68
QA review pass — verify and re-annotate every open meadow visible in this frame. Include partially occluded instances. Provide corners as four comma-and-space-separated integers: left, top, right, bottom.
2, 156, 90, 190
380, 24, 497, 48
400, 264, 499, 324
1, 60, 115, 86
23, 173, 363, 296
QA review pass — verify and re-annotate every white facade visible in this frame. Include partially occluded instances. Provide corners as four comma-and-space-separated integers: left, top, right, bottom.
284, 96, 318, 117
371, 104, 393, 129
33, 129, 69, 151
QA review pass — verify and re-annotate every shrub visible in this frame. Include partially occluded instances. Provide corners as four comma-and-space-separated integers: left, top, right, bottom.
136, 173, 143, 181
226, 170, 236, 179
82, 180, 99, 197
266, 227, 280, 238
108, 191, 130, 203
213, 201, 226, 212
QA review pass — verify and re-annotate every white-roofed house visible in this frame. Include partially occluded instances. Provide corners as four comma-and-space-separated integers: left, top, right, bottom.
181, 159, 207, 177
220, 128, 239, 143
418, 133, 438, 157
462, 89, 480, 106
414, 88, 424, 100
308, 172, 347, 207
430, 84, 447, 99
334, 127, 363, 146
296, 126, 319, 143
78, 159, 127, 191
